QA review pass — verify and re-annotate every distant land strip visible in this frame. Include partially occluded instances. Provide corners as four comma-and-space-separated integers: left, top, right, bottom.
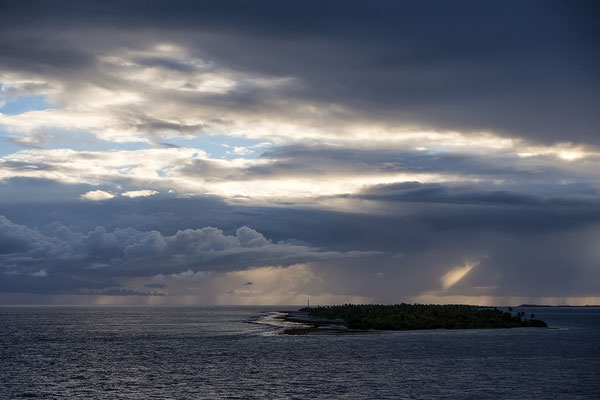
282, 304, 548, 335
518, 304, 600, 307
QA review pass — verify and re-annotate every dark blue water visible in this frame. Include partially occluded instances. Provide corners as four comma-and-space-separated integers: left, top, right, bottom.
1, 306, 599, 399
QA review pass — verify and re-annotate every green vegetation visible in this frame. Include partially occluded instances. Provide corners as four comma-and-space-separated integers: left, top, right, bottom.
300, 304, 548, 330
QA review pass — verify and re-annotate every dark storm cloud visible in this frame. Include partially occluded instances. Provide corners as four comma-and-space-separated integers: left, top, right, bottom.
340, 180, 600, 240
1, 0, 598, 144
359, 182, 543, 206
144, 283, 166, 289
0, 188, 598, 298
355, 181, 600, 208
0, 177, 107, 203
0, 273, 115, 294
0, 213, 377, 294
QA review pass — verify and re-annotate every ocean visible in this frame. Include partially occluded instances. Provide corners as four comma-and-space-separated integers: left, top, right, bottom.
1, 306, 599, 399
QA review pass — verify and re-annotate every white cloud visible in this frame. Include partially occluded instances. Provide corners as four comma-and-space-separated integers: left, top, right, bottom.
121, 190, 159, 198
81, 190, 115, 201
0, 147, 483, 205
0, 45, 296, 144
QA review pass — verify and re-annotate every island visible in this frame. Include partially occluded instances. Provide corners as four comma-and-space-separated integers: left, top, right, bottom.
282, 304, 548, 334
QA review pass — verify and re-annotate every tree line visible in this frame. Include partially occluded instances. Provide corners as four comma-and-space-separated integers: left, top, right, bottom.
300, 304, 548, 330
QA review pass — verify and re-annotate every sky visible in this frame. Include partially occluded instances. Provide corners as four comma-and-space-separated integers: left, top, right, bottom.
0, 0, 599, 305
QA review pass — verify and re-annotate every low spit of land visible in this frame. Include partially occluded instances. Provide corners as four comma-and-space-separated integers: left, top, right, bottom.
281, 304, 548, 335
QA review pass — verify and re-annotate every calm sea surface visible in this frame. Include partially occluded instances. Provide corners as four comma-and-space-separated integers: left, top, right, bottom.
1, 306, 599, 399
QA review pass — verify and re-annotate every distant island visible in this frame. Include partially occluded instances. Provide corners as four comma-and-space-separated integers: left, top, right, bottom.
518, 304, 600, 307
282, 304, 547, 334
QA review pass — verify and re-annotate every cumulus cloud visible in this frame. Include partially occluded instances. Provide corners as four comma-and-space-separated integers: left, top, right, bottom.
0, 215, 378, 294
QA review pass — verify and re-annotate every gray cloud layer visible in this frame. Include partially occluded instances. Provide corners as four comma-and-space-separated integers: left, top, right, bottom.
1, 0, 598, 145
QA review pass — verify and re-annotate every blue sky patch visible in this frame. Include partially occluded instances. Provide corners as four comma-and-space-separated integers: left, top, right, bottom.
0, 93, 49, 115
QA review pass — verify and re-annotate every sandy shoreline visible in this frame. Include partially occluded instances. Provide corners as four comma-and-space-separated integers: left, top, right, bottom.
278, 310, 377, 335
